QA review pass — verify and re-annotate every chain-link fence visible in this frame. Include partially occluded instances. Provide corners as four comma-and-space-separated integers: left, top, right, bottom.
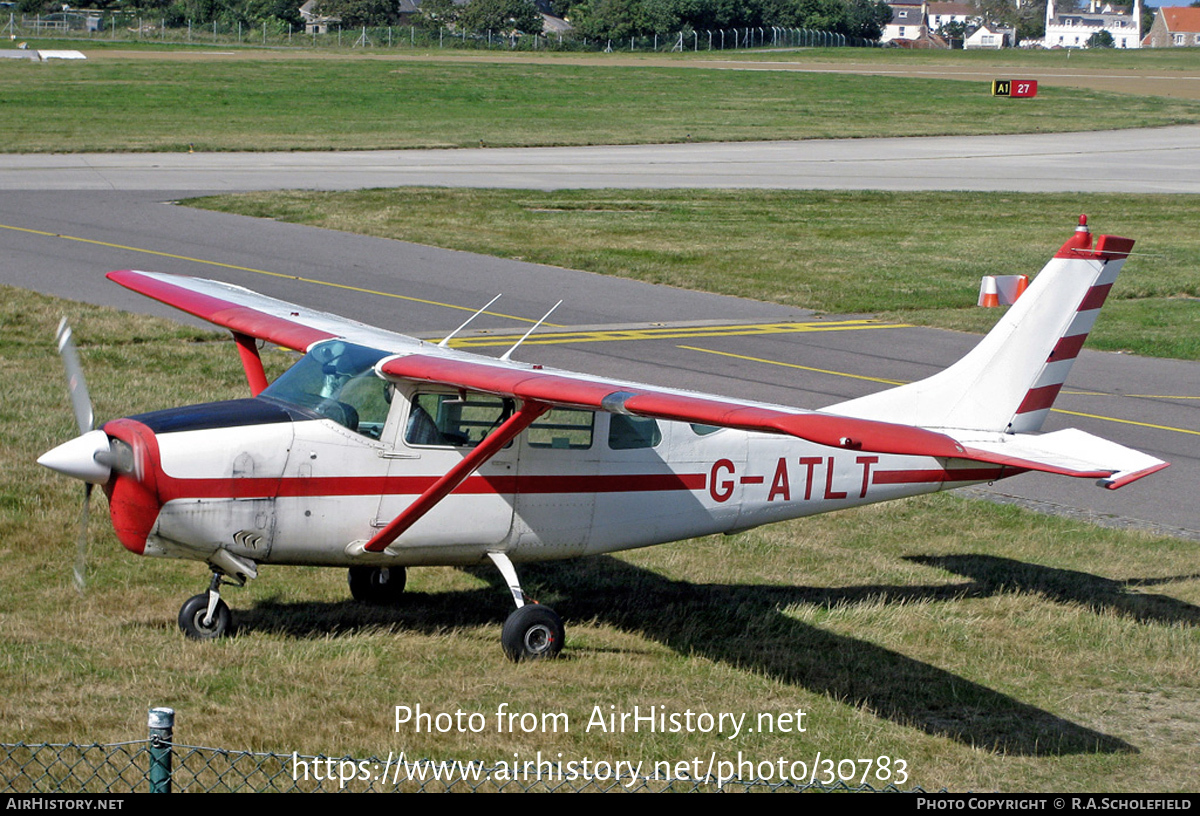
2, 13, 878, 52
3, 709, 932, 793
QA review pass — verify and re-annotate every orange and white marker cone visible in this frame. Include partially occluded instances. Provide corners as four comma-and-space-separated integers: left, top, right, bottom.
978, 276, 1000, 307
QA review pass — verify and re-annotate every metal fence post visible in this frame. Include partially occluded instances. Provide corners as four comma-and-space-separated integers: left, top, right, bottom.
148, 707, 175, 793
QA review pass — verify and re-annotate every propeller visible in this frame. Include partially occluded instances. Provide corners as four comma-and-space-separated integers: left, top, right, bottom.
52, 318, 98, 593
41, 320, 143, 594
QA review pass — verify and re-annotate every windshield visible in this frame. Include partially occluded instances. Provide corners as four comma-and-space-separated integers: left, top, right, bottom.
260, 341, 391, 439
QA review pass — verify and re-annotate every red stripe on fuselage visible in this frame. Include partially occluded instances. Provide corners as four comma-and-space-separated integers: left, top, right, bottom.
156, 472, 708, 502
872, 467, 1010, 485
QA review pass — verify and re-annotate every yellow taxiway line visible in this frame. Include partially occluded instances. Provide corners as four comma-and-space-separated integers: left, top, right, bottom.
446, 320, 909, 348
0, 221, 557, 326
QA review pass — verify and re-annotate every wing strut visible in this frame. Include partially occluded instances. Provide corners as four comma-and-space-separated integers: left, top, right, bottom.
232, 332, 269, 396
363, 400, 551, 553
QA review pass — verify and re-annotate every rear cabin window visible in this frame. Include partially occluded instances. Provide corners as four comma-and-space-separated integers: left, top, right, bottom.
608, 415, 662, 450
527, 408, 594, 450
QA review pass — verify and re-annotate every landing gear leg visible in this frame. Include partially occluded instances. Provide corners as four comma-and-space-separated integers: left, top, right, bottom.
488, 552, 564, 662
178, 571, 234, 640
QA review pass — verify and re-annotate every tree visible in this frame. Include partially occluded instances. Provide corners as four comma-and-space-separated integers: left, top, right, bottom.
571, 0, 644, 39
319, 0, 400, 25
459, 0, 543, 32
417, 0, 462, 27
843, 0, 892, 39
938, 19, 967, 47
1086, 28, 1114, 47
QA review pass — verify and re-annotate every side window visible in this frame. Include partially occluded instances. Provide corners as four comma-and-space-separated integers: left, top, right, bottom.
405, 393, 512, 447
527, 408, 594, 449
690, 423, 722, 436
608, 415, 662, 450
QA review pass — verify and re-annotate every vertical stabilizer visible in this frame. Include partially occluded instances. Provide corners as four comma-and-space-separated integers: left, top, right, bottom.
826, 217, 1133, 434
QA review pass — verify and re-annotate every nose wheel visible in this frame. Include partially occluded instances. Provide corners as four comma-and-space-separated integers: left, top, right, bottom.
488, 552, 565, 662
178, 571, 235, 640
178, 573, 234, 639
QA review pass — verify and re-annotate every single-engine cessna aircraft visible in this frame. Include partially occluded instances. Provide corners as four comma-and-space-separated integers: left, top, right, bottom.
39, 217, 1167, 661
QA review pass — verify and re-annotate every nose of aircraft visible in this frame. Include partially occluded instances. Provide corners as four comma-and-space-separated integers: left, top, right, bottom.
38, 429, 114, 485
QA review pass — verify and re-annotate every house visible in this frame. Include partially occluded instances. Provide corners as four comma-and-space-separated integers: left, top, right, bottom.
882, 2, 928, 43
298, 0, 340, 34
927, 1, 978, 32
1043, 0, 1142, 48
1146, 6, 1200, 47
883, 1, 985, 46
964, 22, 1015, 48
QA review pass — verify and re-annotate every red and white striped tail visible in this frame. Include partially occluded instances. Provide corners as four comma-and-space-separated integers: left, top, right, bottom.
827, 216, 1133, 435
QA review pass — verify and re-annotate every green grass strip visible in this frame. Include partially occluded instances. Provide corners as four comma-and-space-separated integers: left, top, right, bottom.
5, 57, 1200, 152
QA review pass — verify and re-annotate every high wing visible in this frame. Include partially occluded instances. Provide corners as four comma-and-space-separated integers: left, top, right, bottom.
108, 268, 1161, 489
107, 270, 424, 354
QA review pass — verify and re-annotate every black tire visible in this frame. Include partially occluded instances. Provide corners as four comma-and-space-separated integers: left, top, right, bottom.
501, 604, 564, 662
178, 593, 232, 640
348, 566, 407, 604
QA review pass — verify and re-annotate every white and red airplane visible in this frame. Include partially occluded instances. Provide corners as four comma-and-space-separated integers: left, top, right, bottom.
38, 216, 1167, 660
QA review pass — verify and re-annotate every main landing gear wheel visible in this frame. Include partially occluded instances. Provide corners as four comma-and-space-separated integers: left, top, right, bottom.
178, 593, 233, 640
501, 604, 564, 662
348, 566, 407, 604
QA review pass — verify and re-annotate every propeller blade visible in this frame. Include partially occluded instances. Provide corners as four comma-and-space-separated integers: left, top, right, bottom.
56, 318, 94, 435
74, 483, 91, 594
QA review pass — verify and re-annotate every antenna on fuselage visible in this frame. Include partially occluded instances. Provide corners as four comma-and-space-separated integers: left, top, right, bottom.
438, 294, 503, 349
500, 300, 562, 362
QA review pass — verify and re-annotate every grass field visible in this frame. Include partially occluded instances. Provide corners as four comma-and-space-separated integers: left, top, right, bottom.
3, 287, 1198, 793
190, 189, 1200, 360
4, 54, 1200, 152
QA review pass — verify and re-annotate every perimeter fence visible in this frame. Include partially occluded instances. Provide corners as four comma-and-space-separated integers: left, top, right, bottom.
3, 13, 878, 52
2, 709, 931, 793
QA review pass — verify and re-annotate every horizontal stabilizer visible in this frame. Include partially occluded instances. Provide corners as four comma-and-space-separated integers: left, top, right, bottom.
955, 428, 1167, 489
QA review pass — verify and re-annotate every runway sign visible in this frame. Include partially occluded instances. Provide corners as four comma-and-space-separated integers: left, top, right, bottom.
992, 80, 1038, 98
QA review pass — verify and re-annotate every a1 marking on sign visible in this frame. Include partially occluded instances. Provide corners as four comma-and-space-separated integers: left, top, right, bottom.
992, 79, 1038, 98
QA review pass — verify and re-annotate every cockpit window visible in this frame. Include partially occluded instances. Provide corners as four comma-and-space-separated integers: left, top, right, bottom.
260, 341, 391, 439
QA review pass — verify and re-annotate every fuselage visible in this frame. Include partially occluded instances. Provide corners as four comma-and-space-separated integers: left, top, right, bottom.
106, 383, 1013, 570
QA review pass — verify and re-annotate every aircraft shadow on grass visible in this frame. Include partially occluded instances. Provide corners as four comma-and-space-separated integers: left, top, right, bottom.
233, 552, 1189, 757
907, 555, 1200, 627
